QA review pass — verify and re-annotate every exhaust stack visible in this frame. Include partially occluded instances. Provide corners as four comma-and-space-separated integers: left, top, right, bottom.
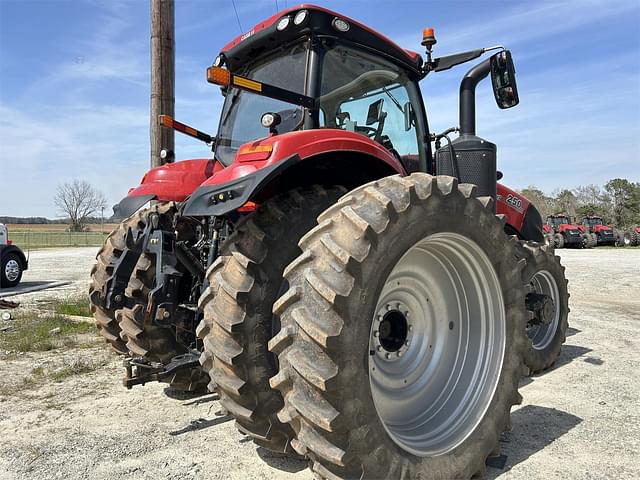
435, 58, 497, 207
459, 58, 491, 136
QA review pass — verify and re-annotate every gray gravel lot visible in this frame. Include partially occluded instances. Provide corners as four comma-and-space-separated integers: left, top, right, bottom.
0, 246, 639, 479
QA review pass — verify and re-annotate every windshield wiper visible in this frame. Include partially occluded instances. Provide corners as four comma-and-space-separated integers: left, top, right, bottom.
382, 86, 404, 113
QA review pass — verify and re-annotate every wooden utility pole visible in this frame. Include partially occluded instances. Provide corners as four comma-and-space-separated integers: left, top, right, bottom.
150, 0, 175, 167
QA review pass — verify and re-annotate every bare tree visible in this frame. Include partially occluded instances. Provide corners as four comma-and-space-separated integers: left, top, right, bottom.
54, 180, 107, 232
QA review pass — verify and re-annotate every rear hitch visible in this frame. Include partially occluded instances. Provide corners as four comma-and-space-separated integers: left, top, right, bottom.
123, 351, 201, 389
92, 221, 155, 312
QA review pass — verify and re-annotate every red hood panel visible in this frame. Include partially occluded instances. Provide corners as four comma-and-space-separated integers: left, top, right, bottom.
496, 184, 530, 231
127, 159, 220, 202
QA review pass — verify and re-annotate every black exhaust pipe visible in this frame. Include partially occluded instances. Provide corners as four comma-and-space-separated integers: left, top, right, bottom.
435, 57, 497, 208
459, 58, 491, 136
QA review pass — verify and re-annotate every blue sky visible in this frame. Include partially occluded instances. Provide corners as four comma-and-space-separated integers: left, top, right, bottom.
1, 0, 639, 217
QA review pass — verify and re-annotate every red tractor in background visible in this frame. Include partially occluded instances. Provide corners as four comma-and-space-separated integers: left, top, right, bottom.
581, 215, 621, 247
90, 6, 570, 478
545, 214, 591, 248
629, 226, 640, 246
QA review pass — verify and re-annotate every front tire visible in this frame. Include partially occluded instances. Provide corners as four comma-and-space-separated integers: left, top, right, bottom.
270, 175, 528, 479
517, 242, 569, 373
1, 253, 23, 288
554, 233, 564, 249
197, 185, 345, 453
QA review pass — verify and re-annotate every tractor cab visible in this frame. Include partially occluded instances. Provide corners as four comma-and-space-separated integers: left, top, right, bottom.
212, 6, 428, 173
582, 215, 616, 245
547, 215, 571, 230
582, 215, 605, 230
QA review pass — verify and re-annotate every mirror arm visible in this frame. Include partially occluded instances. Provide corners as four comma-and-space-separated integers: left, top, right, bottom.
459, 58, 492, 136
424, 45, 505, 74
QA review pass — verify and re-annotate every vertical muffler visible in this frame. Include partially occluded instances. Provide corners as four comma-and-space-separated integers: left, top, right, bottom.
435, 58, 497, 207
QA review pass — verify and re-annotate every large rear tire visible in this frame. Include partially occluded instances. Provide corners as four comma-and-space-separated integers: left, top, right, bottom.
517, 242, 569, 373
197, 185, 346, 453
270, 174, 528, 479
116, 203, 209, 392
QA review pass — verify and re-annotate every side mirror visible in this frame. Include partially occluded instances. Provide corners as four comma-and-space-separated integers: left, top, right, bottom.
366, 99, 384, 125
490, 50, 519, 109
403, 102, 414, 131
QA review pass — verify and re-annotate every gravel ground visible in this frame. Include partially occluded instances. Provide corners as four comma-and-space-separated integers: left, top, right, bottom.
0, 246, 639, 479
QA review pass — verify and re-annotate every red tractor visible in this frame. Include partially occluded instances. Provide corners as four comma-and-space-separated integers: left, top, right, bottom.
91, 6, 570, 478
545, 214, 590, 248
629, 226, 640, 246
581, 215, 619, 247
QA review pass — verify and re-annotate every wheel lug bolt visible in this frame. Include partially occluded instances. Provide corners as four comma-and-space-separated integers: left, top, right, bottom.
386, 304, 391, 311
377, 346, 383, 352
385, 353, 391, 359
408, 325, 413, 331
405, 340, 409, 346
396, 351, 402, 357
373, 331, 379, 337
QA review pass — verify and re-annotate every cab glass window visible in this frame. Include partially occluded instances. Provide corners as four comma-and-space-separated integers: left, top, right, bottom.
319, 44, 421, 164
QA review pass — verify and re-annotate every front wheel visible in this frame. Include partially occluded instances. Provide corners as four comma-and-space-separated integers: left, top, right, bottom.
270, 175, 528, 479
616, 232, 630, 247
554, 233, 564, 249
1, 253, 23, 288
517, 242, 569, 373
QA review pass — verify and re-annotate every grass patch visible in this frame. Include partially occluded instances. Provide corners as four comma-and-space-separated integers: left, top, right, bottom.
54, 296, 92, 317
0, 313, 96, 353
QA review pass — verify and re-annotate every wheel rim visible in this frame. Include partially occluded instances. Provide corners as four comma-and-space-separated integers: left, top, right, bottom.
368, 232, 506, 457
5, 259, 20, 282
527, 270, 560, 350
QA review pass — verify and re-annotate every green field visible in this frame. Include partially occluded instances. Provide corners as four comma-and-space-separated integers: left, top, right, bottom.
6, 224, 118, 249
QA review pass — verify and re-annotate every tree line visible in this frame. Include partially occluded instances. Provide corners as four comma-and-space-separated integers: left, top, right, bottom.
519, 178, 640, 229
4, 178, 639, 232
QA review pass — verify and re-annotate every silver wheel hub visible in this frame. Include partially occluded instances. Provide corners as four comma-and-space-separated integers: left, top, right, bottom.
368, 232, 506, 457
527, 270, 560, 350
371, 301, 414, 361
5, 260, 20, 282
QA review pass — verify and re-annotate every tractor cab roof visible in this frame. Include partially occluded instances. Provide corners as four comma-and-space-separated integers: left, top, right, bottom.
220, 4, 423, 75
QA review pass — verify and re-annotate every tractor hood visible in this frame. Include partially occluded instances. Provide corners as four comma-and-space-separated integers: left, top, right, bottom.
113, 159, 221, 219
558, 224, 581, 233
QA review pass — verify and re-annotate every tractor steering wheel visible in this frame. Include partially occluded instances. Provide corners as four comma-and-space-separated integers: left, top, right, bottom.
354, 125, 380, 140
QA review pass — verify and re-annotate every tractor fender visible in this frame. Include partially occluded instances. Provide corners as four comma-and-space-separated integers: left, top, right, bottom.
113, 159, 219, 218
496, 184, 544, 242
182, 129, 406, 217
